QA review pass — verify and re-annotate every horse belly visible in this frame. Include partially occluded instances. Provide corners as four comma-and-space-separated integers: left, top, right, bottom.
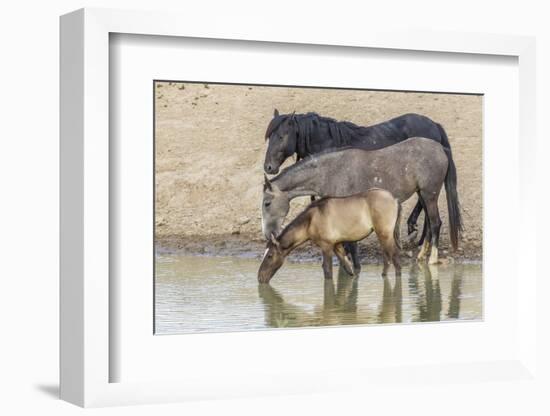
330, 211, 372, 243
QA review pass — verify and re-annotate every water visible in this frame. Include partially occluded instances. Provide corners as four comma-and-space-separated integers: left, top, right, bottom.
155, 255, 482, 335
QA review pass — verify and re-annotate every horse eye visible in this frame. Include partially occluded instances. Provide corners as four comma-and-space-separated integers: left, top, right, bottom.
264, 201, 271, 207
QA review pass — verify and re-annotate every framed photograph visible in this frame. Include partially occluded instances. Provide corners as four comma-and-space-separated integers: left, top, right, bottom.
152, 80, 483, 336
60, 8, 538, 407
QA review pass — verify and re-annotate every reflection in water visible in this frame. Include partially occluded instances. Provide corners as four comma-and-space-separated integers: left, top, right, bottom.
258, 265, 465, 328
155, 255, 482, 335
408, 264, 465, 322
409, 264, 442, 322
258, 268, 360, 328
378, 276, 402, 324
447, 265, 464, 319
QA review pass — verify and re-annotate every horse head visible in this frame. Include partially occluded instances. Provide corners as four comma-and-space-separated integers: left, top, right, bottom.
261, 174, 289, 240
264, 109, 297, 174
257, 234, 286, 284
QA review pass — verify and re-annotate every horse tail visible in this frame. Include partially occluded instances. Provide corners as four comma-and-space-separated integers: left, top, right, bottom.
436, 122, 452, 150
436, 122, 463, 250
393, 202, 402, 250
443, 147, 463, 251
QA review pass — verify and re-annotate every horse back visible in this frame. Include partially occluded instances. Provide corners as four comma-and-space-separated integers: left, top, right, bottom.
361, 113, 443, 146
318, 138, 447, 201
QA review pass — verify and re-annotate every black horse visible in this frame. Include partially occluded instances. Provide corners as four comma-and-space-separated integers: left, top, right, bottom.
263, 110, 458, 244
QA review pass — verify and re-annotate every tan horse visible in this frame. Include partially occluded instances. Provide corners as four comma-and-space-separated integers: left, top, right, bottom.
258, 188, 401, 283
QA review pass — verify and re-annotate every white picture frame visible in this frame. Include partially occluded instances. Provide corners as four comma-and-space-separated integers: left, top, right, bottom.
60, 7, 538, 408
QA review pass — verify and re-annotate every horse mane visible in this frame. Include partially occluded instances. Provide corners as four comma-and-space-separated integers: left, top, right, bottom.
265, 112, 372, 157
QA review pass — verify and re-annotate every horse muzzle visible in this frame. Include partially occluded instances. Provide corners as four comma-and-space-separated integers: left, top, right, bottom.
264, 163, 280, 175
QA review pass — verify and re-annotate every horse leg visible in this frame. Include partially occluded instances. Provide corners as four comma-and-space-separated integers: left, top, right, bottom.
419, 191, 442, 265
321, 246, 334, 280
417, 217, 428, 247
334, 243, 355, 276
407, 200, 423, 235
380, 238, 401, 277
381, 250, 391, 277
416, 197, 432, 262
392, 245, 402, 276
372, 226, 395, 276
344, 242, 361, 273
415, 191, 428, 247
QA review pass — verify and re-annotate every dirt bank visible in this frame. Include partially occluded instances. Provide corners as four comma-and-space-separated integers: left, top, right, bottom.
155, 82, 482, 261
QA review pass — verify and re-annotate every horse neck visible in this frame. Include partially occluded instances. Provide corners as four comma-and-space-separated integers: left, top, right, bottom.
279, 214, 310, 254
296, 117, 368, 154
273, 162, 320, 200
295, 119, 331, 158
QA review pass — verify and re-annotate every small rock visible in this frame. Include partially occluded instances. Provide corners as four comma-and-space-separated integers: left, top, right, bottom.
239, 217, 251, 225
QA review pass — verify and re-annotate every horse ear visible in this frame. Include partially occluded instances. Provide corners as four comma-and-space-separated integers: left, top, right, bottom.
288, 111, 296, 124
274, 109, 279, 117
263, 174, 273, 192
270, 233, 280, 248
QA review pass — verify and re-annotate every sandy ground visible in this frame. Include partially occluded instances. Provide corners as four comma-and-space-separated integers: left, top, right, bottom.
155, 82, 482, 262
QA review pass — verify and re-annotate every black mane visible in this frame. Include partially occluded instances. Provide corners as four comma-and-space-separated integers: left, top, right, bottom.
265, 112, 372, 159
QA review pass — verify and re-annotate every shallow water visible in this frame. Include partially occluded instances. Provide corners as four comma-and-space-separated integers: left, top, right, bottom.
154, 255, 482, 335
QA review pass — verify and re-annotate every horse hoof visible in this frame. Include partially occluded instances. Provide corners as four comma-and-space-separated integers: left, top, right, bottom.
428, 248, 439, 265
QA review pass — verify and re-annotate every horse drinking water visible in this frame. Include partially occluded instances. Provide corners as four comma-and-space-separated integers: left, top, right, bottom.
258, 189, 401, 283
261, 137, 463, 265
